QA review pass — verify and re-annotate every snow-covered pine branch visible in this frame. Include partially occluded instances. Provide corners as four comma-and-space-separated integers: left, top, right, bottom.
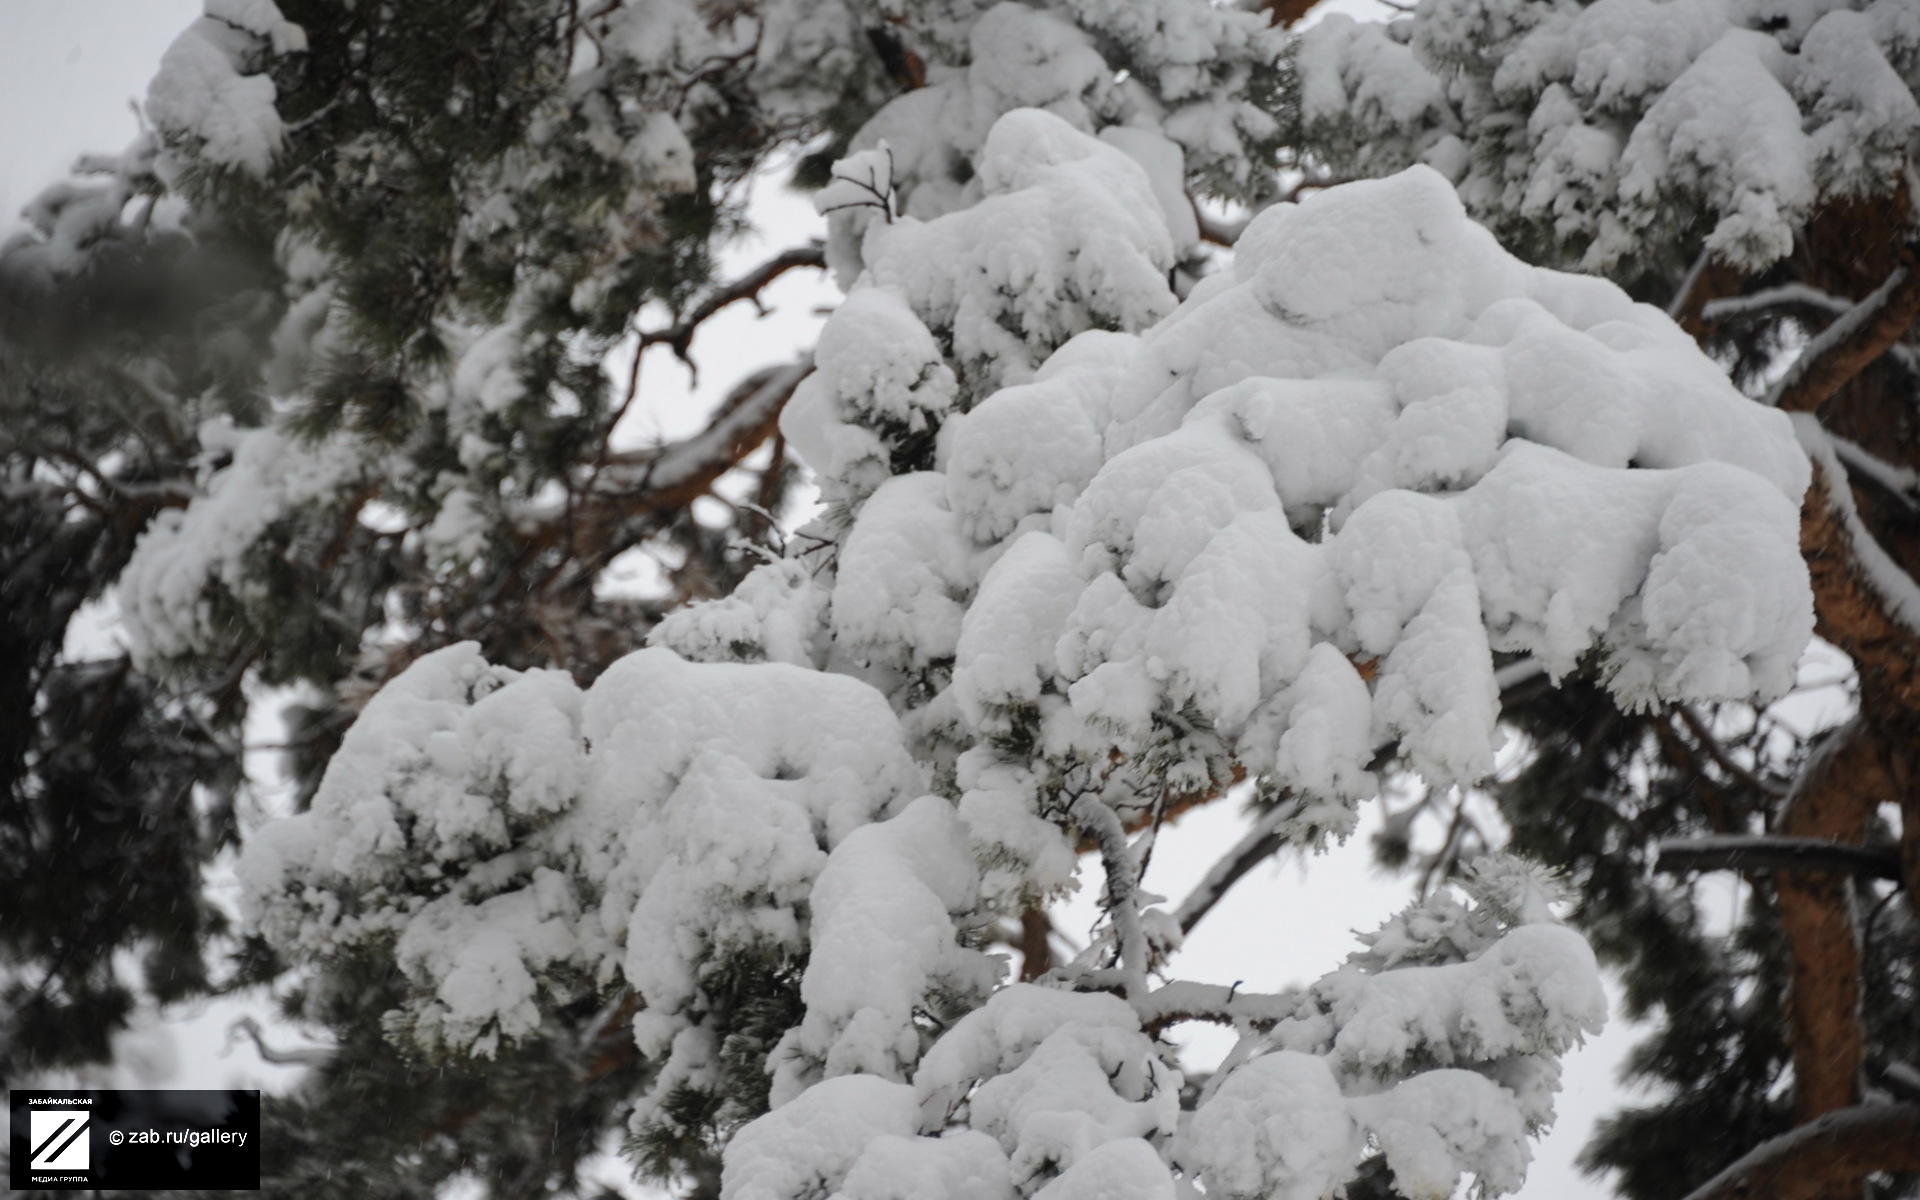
1297, 0, 1920, 281
89, 0, 1293, 701
242, 105, 1816, 1198
1294, 4, 1920, 1190
5, 2, 1300, 1154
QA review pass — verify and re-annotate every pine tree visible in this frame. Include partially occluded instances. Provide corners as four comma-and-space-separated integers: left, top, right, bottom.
2, 126, 256, 1084
239, 64, 1813, 1200
8, 1, 1908, 1198
1298, 0, 1920, 1193
5, 0, 1286, 1191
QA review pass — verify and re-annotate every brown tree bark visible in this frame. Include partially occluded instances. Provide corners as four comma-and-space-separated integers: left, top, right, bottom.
1261, 0, 1323, 27
1019, 907, 1055, 980
1680, 1103, 1920, 1200
1683, 181, 1920, 1196
1772, 720, 1887, 1122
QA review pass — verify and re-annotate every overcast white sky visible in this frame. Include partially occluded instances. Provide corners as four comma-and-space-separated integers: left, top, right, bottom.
0, 5, 1650, 1197
0, 0, 200, 228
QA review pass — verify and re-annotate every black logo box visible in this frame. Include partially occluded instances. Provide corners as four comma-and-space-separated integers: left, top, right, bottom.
10, 1090, 260, 1192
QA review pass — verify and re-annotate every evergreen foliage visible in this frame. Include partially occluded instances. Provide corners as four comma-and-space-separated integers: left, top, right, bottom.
5, 1, 1918, 1199
1301, 1, 1920, 1193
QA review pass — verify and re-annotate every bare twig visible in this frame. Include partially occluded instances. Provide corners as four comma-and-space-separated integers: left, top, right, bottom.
819, 146, 896, 223
225, 1015, 333, 1066
1174, 798, 1305, 936
637, 242, 826, 366
1134, 780, 1172, 885
1674, 706, 1787, 797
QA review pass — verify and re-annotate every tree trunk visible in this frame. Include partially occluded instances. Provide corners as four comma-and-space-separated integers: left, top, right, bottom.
1773, 720, 1883, 1123
1690, 182, 1920, 1197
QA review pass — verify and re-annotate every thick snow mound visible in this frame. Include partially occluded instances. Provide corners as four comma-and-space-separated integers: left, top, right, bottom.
239, 104, 1803, 1200
621, 129, 1802, 1200
771, 154, 1810, 817
238, 643, 953, 1119
146, 1, 304, 178
1301, 0, 1920, 272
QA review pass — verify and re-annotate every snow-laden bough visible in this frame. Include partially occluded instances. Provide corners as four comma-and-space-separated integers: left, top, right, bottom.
243, 108, 1811, 1199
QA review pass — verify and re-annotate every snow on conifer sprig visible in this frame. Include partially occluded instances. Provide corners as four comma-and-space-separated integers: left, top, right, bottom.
1295, 0, 1920, 281
238, 106, 1820, 1198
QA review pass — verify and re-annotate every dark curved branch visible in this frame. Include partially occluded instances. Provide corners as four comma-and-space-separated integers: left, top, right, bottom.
1655, 834, 1902, 881
1674, 706, 1787, 797
1174, 798, 1303, 935
225, 1015, 333, 1066
594, 357, 810, 502
1679, 1103, 1920, 1200
503, 358, 811, 605
638, 243, 826, 365
1768, 250, 1920, 414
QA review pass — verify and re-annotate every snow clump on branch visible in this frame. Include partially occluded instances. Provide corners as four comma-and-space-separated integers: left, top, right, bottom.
244, 107, 1811, 1199
1297, 0, 1920, 275
720, 109, 1811, 819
